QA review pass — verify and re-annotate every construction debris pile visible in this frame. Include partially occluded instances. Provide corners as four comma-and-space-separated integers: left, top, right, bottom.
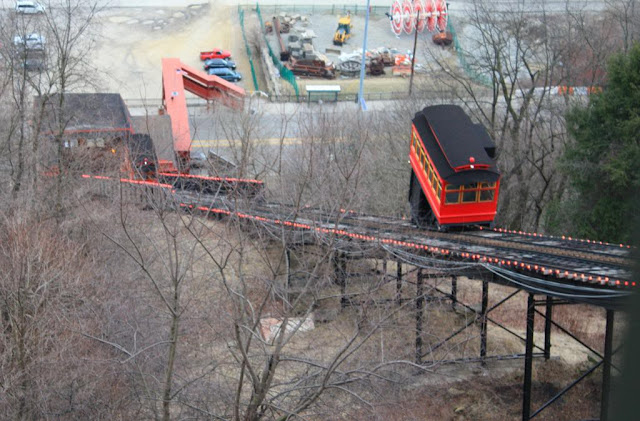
265, 12, 435, 80
268, 12, 336, 79
336, 47, 424, 78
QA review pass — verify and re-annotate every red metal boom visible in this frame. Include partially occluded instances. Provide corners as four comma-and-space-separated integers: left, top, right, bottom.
161, 58, 245, 172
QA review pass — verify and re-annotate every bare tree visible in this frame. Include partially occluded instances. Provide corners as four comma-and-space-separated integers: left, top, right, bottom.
80, 107, 438, 420
0, 9, 42, 196
606, 0, 640, 52
0, 0, 102, 206
39, 0, 101, 218
425, 1, 579, 230
0, 211, 105, 418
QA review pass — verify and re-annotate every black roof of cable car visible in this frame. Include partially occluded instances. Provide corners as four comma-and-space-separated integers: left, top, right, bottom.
128, 133, 157, 163
412, 105, 499, 184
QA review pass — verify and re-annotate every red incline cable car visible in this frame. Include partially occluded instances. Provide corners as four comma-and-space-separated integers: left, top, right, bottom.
408, 105, 500, 230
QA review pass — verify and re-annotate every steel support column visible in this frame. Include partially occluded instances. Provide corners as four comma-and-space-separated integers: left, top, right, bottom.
601, 310, 614, 421
334, 255, 348, 309
451, 275, 458, 309
544, 296, 553, 360
426, 288, 522, 357
396, 261, 403, 306
285, 248, 291, 309
480, 280, 489, 364
523, 293, 535, 421
415, 269, 424, 364
534, 308, 616, 368
382, 259, 388, 284
530, 358, 604, 419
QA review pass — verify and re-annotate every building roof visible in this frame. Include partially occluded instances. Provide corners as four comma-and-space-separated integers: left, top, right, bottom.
413, 105, 499, 185
131, 115, 174, 163
38, 93, 132, 135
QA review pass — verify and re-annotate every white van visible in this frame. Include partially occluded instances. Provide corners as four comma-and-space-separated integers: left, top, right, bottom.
15, 1, 46, 14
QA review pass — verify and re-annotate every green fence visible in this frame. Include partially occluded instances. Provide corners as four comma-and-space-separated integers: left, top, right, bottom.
243, 4, 488, 101
448, 18, 492, 88
256, 3, 300, 100
238, 7, 260, 91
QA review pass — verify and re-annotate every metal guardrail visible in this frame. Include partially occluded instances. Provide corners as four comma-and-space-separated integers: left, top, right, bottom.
124, 91, 413, 108
254, 3, 389, 16
122, 83, 598, 109
268, 90, 411, 103
124, 98, 207, 109
123, 91, 409, 108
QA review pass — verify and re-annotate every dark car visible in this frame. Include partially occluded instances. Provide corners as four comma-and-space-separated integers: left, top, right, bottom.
204, 58, 236, 70
207, 67, 242, 82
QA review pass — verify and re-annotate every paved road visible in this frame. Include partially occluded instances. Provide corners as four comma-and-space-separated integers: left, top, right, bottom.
129, 96, 400, 144
176, 97, 392, 164
185, 97, 396, 142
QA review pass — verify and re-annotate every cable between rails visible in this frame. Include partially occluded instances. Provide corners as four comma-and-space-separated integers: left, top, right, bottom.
483, 264, 631, 300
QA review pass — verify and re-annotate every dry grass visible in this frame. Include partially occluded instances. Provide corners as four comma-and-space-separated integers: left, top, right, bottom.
355, 363, 600, 421
293, 75, 411, 96
321, 263, 617, 420
78, 202, 618, 419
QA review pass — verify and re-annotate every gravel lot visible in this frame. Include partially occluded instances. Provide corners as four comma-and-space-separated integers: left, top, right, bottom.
301, 12, 429, 62
261, 8, 455, 95
89, 2, 459, 101
92, 4, 248, 101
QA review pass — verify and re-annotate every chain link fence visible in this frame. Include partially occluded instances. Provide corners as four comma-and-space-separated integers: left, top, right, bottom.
448, 18, 492, 88
235, 4, 488, 102
238, 7, 260, 91
255, 3, 300, 99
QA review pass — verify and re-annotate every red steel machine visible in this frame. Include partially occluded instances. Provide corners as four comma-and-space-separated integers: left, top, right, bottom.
161, 57, 245, 173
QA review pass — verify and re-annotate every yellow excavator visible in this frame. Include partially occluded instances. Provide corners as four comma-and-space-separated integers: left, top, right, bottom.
333, 12, 352, 46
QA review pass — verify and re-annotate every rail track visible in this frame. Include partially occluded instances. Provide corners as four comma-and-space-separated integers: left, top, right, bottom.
262, 202, 632, 266
175, 191, 635, 291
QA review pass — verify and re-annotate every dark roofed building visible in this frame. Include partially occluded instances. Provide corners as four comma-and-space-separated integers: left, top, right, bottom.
38, 93, 132, 146
36, 93, 133, 174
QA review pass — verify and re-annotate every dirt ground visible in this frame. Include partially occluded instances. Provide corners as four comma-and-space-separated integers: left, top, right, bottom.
347, 269, 619, 421
92, 4, 248, 100
90, 3, 453, 101
261, 8, 454, 96
282, 258, 615, 421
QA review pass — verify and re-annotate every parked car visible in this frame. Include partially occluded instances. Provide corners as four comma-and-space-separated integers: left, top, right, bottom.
207, 67, 242, 82
200, 49, 232, 61
23, 57, 46, 71
13, 33, 45, 50
204, 58, 236, 70
15, 0, 45, 14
